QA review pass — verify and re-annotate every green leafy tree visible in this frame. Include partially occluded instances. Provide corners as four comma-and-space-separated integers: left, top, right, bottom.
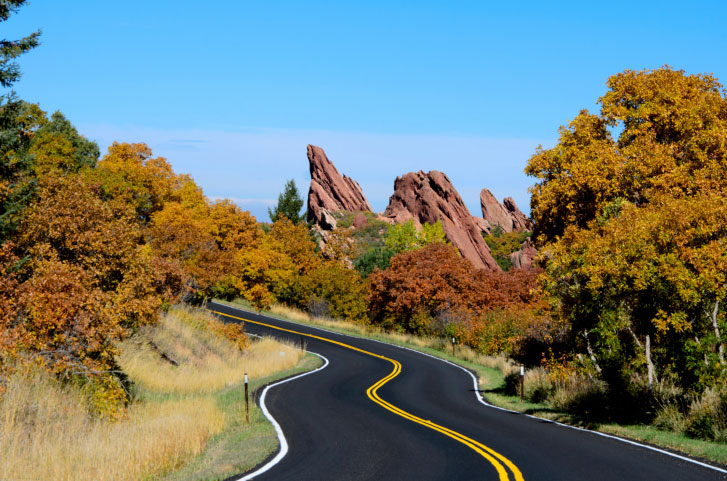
268, 179, 304, 224
483, 227, 532, 271
353, 246, 395, 278
384, 219, 447, 254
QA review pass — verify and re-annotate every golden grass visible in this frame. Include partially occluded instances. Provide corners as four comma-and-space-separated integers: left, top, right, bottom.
0, 369, 224, 481
119, 306, 303, 393
0, 305, 305, 481
269, 302, 515, 369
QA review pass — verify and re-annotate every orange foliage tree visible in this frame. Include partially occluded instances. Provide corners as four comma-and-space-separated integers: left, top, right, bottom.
235, 217, 369, 319
368, 242, 546, 347
10, 175, 161, 374
90, 142, 186, 221
370, 243, 482, 334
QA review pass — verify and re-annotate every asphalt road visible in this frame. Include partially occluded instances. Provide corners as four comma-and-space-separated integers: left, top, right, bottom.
210, 302, 727, 481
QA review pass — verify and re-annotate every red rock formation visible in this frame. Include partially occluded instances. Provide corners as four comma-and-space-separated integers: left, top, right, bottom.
510, 238, 537, 270
480, 189, 532, 232
471, 216, 491, 235
503, 197, 532, 231
306, 145, 372, 229
353, 212, 368, 229
384, 171, 500, 270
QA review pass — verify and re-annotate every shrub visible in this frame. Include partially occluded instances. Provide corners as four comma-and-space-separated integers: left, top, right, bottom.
549, 375, 608, 419
653, 404, 687, 433
524, 368, 552, 403
685, 388, 727, 442
503, 367, 553, 403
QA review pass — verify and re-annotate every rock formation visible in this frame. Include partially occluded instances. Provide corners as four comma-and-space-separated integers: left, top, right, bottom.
510, 238, 537, 270
471, 216, 491, 235
353, 212, 368, 229
480, 189, 532, 232
306, 144, 372, 229
383, 170, 500, 270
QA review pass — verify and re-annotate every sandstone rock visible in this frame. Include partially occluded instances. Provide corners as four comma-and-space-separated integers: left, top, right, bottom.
319, 209, 338, 231
471, 216, 491, 235
384, 170, 500, 270
503, 197, 533, 231
510, 237, 537, 270
480, 189, 532, 232
353, 212, 368, 229
306, 144, 372, 229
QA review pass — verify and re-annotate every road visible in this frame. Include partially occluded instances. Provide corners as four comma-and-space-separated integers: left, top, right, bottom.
210, 301, 726, 481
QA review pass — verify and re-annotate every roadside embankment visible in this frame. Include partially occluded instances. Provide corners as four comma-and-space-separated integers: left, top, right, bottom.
0, 305, 319, 481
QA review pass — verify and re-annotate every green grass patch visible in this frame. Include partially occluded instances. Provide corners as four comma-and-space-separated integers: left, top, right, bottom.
597, 423, 727, 465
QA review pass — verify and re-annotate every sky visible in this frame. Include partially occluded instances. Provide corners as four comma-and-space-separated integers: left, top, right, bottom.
4, 1, 727, 220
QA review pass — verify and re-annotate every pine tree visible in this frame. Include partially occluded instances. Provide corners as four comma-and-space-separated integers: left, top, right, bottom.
268, 179, 304, 224
1, 0, 41, 91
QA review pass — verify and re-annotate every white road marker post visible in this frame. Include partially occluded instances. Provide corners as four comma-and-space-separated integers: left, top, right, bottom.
244, 372, 249, 424
520, 366, 525, 403
451, 337, 456, 357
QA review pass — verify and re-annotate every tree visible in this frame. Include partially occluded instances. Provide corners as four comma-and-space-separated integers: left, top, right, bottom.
542, 193, 727, 391
368, 243, 482, 334
234, 217, 320, 310
268, 179, 304, 224
8, 173, 161, 376
529, 67, 727, 393
303, 260, 369, 321
0, 0, 40, 91
483, 227, 532, 271
384, 219, 447, 254
526, 67, 727, 244
31, 111, 99, 172
0, 1, 41, 240
0, 101, 46, 240
90, 142, 187, 223
353, 245, 395, 278
146, 179, 252, 303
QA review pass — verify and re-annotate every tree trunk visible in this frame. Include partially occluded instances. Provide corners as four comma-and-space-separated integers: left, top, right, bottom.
708, 300, 725, 365
583, 329, 602, 374
645, 334, 656, 389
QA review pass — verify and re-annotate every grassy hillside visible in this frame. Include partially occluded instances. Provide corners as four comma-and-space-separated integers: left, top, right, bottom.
0, 306, 317, 481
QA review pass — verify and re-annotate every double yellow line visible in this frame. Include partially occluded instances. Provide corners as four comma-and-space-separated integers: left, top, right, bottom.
211, 309, 524, 481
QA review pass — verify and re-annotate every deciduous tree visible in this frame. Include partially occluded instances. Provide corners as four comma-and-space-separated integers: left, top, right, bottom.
526, 67, 727, 244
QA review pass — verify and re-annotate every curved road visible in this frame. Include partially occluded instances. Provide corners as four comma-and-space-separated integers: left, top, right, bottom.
210, 302, 726, 481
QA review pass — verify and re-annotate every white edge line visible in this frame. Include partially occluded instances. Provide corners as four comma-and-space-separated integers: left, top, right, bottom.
234, 351, 330, 481
214, 302, 727, 476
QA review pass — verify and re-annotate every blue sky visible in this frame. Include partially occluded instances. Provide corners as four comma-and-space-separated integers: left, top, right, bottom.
5, 1, 727, 220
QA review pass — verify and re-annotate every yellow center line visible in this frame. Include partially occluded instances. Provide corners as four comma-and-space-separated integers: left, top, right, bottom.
211, 309, 524, 481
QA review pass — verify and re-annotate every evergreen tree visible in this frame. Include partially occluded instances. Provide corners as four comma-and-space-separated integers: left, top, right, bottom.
0, 0, 41, 241
1, 0, 41, 91
268, 179, 304, 224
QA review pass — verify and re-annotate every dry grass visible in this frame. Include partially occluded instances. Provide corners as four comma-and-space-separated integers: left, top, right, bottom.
119, 306, 303, 393
0, 305, 305, 481
0, 369, 224, 481
269, 302, 511, 367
